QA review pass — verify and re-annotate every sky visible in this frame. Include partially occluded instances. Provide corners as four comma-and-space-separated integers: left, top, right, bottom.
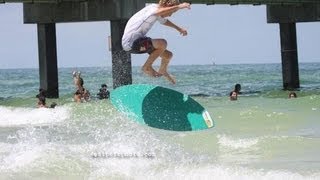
0, 3, 320, 69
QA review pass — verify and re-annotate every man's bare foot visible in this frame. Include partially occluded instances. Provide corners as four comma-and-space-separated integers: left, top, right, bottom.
158, 69, 176, 84
142, 66, 162, 77
162, 72, 176, 84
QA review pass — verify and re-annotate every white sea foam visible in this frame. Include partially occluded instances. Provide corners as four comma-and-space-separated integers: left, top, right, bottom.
0, 106, 70, 127
89, 163, 319, 180
0, 126, 319, 179
1, 143, 44, 170
217, 134, 259, 149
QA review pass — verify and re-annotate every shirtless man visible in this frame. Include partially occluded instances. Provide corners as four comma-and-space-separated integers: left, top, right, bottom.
122, 0, 191, 84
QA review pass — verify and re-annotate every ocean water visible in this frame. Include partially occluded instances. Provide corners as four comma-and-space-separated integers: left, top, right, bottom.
0, 63, 319, 179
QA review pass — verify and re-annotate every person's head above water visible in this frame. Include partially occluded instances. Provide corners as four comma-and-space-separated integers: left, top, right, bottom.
37, 95, 46, 106
288, 92, 297, 98
230, 91, 238, 101
101, 84, 107, 88
235, 84, 241, 93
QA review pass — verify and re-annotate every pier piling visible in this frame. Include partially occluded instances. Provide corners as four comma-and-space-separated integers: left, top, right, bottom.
37, 23, 59, 98
110, 20, 132, 89
279, 23, 300, 90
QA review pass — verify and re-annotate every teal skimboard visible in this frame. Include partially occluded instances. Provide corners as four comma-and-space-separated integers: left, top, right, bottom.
110, 84, 214, 131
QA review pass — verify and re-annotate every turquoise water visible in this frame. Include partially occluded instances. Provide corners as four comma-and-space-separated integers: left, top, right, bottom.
0, 63, 320, 179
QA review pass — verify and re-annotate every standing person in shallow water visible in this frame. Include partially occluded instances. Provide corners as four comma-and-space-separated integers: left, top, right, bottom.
122, 0, 191, 84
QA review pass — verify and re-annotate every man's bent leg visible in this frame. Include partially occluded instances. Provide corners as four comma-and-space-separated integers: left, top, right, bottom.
142, 39, 167, 77
158, 50, 176, 84
158, 50, 172, 73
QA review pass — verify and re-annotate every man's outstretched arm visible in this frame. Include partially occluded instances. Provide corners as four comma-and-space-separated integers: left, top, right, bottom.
163, 20, 188, 36
156, 2, 190, 17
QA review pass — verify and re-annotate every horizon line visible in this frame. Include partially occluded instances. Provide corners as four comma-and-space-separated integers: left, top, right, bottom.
1, 61, 320, 70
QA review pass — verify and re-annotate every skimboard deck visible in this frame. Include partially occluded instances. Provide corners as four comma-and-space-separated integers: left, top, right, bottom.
110, 84, 214, 131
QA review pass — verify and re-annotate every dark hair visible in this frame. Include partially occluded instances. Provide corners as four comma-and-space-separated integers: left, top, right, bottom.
288, 92, 297, 98
38, 95, 46, 105
235, 84, 241, 91
101, 84, 107, 88
79, 77, 84, 87
229, 91, 238, 101
36, 88, 47, 98
50, 102, 57, 108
